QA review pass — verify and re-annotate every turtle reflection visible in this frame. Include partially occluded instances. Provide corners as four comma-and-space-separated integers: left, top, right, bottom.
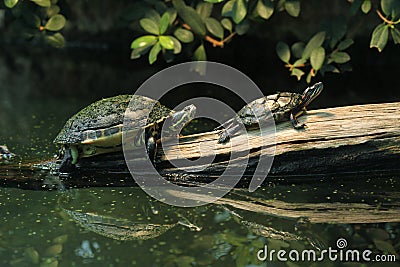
58, 187, 201, 241
222, 206, 325, 251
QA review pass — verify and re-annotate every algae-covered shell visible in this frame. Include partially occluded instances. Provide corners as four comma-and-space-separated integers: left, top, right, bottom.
54, 95, 172, 145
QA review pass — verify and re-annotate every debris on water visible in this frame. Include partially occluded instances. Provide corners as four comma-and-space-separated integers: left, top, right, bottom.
75, 240, 98, 259
213, 209, 231, 223
0, 145, 16, 163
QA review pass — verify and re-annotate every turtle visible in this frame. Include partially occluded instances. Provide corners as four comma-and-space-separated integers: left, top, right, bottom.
54, 95, 196, 171
217, 82, 323, 143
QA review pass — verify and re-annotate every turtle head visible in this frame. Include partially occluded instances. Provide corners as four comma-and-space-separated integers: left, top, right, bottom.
168, 104, 196, 132
301, 82, 323, 107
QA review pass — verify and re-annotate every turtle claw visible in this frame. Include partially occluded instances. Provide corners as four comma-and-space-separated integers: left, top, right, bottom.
293, 123, 306, 130
290, 112, 306, 130
218, 130, 231, 144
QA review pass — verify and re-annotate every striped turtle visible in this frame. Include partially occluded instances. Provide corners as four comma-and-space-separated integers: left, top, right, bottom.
217, 82, 323, 143
54, 95, 196, 171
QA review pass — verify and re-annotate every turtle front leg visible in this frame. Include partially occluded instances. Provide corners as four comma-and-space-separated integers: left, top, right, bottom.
290, 112, 305, 129
218, 122, 241, 144
59, 146, 76, 172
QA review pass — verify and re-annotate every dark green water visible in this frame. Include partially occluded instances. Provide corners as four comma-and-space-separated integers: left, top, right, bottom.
0, 177, 399, 267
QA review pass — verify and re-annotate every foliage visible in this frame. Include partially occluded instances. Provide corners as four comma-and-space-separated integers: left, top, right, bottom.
2, 0, 399, 83
2, 0, 66, 47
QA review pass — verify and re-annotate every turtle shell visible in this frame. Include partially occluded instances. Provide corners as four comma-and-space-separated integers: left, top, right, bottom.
237, 92, 303, 126
54, 95, 172, 146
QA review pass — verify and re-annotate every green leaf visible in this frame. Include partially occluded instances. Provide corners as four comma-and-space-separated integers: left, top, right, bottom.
302, 31, 326, 59
193, 44, 207, 75
145, 9, 161, 24
204, 0, 224, 3
130, 46, 152, 59
46, 5, 60, 17
381, 0, 400, 18
196, 2, 213, 21
293, 58, 306, 67
321, 64, 340, 74
169, 36, 182, 54
149, 42, 161, 64
205, 17, 224, 39
391, 27, 400, 44
326, 16, 347, 49
337, 38, 354, 50
291, 68, 304, 81
276, 41, 290, 63
31, 0, 50, 7
310, 47, 325, 70
256, 0, 274, 20
131, 35, 157, 49
221, 18, 233, 32
4, 0, 18, 8
349, 0, 362, 15
330, 51, 351, 63
166, 8, 177, 25
194, 44, 207, 61
222, 0, 234, 17
285, 0, 300, 17
361, 0, 371, 14
291, 42, 304, 58
45, 33, 65, 48
140, 18, 160, 35
370, 23, 389, 52
235, 19, 250, 35
172, 0, 206, 36
154, 2, 167, 14
232, 0, 247, 24
159, 35, 175, 50
174, 28, 194, 43
159, 12, 170, 35
306, 70, 313, 84
44, 14, 66, 31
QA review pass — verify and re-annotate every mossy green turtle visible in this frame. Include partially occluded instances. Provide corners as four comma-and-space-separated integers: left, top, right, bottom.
54, 95, 196, 172
217, 82, 323, 143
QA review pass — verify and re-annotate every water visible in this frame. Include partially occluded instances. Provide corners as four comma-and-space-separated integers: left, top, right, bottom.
0, 176, 399, 267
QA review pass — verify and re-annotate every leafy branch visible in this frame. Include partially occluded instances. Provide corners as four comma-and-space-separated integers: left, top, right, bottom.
2, 0, 400, 83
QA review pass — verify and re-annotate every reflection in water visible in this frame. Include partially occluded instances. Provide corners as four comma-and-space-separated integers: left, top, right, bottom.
62, 208, 178, 241
0, 178, 399, 266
